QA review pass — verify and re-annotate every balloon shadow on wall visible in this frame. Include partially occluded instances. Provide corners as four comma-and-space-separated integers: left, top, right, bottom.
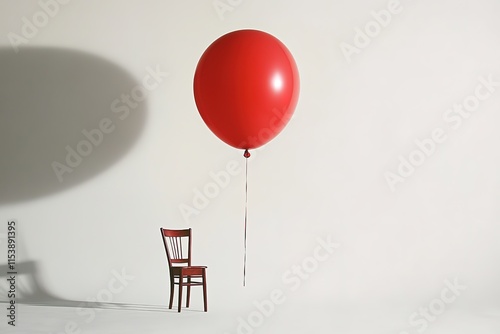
0, 47, 148, 204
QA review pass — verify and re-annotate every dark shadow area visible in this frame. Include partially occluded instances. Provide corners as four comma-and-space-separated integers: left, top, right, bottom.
0, 261, 173, 312
0, 47, 148, 203
0, 260, 65, 305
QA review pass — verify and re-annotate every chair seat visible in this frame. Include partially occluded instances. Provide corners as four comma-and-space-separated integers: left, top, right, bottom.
171, 266, 207, 276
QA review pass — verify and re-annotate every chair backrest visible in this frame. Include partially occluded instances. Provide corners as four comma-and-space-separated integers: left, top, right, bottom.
160, 228, 192, 268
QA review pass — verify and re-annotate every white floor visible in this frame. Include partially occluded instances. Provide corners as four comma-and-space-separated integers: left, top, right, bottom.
2, 303, 500, 334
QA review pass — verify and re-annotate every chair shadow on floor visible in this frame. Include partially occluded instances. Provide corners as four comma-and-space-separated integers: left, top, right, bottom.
0, 260, 184, 312
0, 260, 71, 307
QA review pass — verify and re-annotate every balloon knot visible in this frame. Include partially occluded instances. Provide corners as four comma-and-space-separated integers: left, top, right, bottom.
244, 149, 251, 158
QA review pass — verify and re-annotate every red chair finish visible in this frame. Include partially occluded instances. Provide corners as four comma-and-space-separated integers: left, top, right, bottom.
160, 228, 207, 312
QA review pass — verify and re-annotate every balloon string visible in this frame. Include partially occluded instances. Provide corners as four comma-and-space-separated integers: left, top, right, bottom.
243, 149, 250, 286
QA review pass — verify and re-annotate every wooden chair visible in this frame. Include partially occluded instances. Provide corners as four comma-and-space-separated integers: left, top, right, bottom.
160, 228, 207, 312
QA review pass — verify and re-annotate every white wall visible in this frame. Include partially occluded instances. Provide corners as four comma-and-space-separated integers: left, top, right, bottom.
1, 0, 500, 315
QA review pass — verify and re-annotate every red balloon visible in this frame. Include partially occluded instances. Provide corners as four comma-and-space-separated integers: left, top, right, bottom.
193, 29, 300, 150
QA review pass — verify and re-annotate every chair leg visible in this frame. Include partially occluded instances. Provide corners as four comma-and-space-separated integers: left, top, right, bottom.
169, 276, 174, 309
178, 276, 183, 313
202, 270, 207, 312
186, 276, 191, 308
